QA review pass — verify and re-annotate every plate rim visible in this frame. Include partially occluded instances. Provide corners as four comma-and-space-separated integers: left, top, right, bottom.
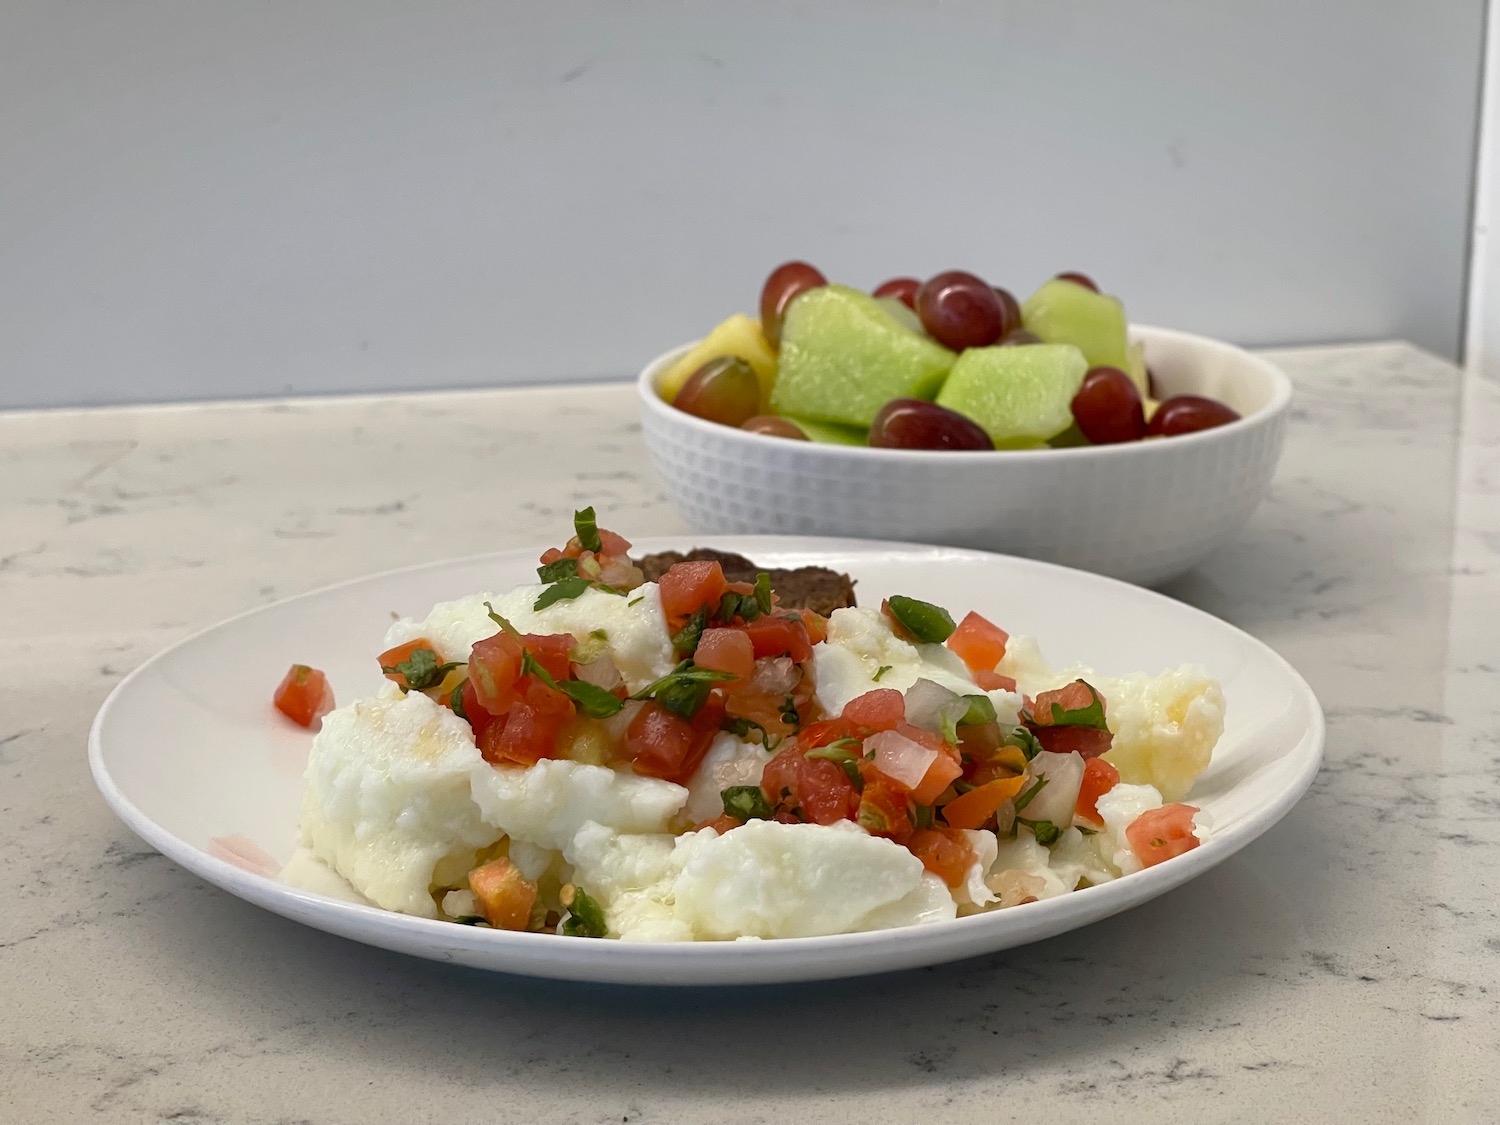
89, 535, 1326, 985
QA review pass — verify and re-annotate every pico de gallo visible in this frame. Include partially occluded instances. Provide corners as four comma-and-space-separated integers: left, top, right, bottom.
285, 508, 1212, 938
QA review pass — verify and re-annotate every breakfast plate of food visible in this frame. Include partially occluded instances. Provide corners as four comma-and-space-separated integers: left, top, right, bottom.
89, 510, 1322, 985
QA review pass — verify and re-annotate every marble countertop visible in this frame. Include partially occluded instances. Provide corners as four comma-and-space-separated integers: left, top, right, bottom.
3, 342, 1496, 1123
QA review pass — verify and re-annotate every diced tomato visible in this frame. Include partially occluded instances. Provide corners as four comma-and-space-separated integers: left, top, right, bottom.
798, 609, 829, 646
520, 632, 574, 682
376, 638, 438, 689
597, 528, 632, 556
761, 743, 861, 826
841, 688, 905, 732
973, 669, 1018, 693
1029, 680, 1104, 724
476, 710, 511, 764
1030, 724, 1113, 759
273, 664, 334, 727
1125, 803, 1202, 868
469, 631, 524, 715
854, 766, 914, 843
723, 689, 802, 741
946, 611, 1009, 674
1027, 680, 1113, 758
796, 717, 864, 750
693, 628, 756, 683
489, 676, 574, 765
907, 827, 978, 887
940, 774, 1029, 830
459, 678, 501, 743
658, 560, 728, 620
625, 694, 724, 785
742, 613, 813, 663
539, 546, 567, 566
468, 857, 538, 931
910, 751, 963, 805
1074, 757, 1121, 826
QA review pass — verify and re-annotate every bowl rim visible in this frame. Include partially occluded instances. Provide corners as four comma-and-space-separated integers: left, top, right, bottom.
636, 323, 1292, 463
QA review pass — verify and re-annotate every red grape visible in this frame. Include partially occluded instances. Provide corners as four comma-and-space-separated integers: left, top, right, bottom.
1055, 271, 1099, 292
1070, 367, 1145, 445
992, 287, 1022, 338
873, 277, 921, 308
760, 261, 827, 347
1000, 328, 1043, 346
869, 398, 994, 451
1145, 395, 1241, 437
674, 357, 760, 427
915, 271, 1004, 350
741, 415, 808, 440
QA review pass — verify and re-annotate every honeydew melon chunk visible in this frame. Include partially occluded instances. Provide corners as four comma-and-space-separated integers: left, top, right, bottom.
660, 314, 779, 409
1021, 279, 1135, 387
1124, 341, 1149, 399
784, 416, 868, 446
934, 344, 1088, 448
771, 285, 956, 427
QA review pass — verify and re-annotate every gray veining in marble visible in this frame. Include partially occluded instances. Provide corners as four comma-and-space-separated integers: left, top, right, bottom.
1, 344, 1496, 1123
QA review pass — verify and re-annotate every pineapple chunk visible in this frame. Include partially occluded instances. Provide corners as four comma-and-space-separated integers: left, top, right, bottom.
658, 314, 778, 410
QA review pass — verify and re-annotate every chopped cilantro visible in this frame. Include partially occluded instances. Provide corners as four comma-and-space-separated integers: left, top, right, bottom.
452, 914, 489, 926
671, 606, 709, 658
627, 595, 644, 607
536, 557, 580, 583
519, 651, 623, 718
885, 595, 956, 644
1013, 775, 1047, 812
805, 739, 861, 762
721, 785, 773, 822
631, 660, 736, 719
872, 665, 893, 682
1019, 818, 1062, 846
779, 695, 801, 729
1037, 680, 1108, 730
753, 571, 773, 616
1005, 726, 1044, 761
381, 646, 460, 692
484, 602, 520, 637
533, 575, 592, 610
573, 507, 603, 554
721, 716, 779, 750
449, 680, 468, 720
912, 803, 935, 829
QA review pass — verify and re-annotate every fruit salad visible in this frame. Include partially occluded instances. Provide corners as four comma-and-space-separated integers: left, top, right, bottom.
660, 264, 1242, 451
283, 510, 1226, 941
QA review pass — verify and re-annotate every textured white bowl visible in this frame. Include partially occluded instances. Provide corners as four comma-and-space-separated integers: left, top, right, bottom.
637, 326, 1291, 586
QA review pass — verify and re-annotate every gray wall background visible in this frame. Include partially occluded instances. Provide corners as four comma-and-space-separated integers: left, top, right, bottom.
0, 1, 1487, 409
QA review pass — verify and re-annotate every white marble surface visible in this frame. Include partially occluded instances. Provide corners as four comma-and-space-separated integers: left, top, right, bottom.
2, 343, 1497, 1123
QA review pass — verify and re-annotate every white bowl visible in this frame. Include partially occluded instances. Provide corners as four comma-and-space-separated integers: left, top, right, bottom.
637, 326, 1291, 586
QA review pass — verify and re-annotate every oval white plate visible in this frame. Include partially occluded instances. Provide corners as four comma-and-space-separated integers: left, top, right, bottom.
90, 537, 1323, 986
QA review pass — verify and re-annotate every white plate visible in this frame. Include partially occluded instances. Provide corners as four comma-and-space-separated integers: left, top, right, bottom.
90, 537, 1323, 986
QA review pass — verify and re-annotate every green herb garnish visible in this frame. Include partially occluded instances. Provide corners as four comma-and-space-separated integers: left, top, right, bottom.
533, 575, 593, 610
573, 507, 603, 554
1019, 818, 1062, 846
631, 660, 736, 719
671, 606, 709, 658
753, 571, 773, 616
537, 557, 580, 583
780, 695, 801, 729
484, 602, 521, 638
560, 886, 608, 938
519, 651, 624, 718
1005, 726, 1044, 761
721, 785, 773, 822
885, 595, 956, 644
1013, 775, 1047, 813
872, 665, 893, 683
805, 739, 861, 762
452, 914, 489, 926
449, 680, 468, 719
1036, 680, 1109, 730
913, 803, 935, 829
381, 646, 460, 692
717, 590, 762, 624
628, 595, 644, 607
722, 716, 780, 751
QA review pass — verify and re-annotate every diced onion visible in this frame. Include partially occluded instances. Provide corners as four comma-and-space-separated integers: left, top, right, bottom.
866, 729, 940, 791
1025, 750, 1086, 826
904, 678, 964, 733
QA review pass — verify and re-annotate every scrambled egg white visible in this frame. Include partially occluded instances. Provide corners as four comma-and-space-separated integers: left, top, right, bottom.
291, 572, 1224, 941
